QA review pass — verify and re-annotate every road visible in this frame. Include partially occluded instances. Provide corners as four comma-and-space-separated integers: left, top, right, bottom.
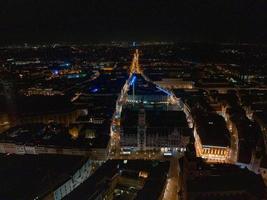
108, 50, 182, 200
162, 156, 180, 200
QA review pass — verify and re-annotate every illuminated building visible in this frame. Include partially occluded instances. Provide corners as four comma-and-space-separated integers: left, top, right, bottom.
155, 79, 195, 89
193, 112, 231, 162
69, 126, 79, 139
0, 123, 110, 160
120, 107, 190, 153
181, 151, 267, 200
0, 113, 10, 133
23, 87, 64, 96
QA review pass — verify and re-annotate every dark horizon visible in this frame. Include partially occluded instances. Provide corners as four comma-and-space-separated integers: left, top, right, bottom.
0, 0, 266, 45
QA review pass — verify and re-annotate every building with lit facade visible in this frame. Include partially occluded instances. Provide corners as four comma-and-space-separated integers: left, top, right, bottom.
193, 112, 231, 162
154, 78, 195, 89
120, 106, 191, 154
0, 113, 11, 133
180, 149, 267, 200
0, 123, 110, 160
22, 87, 64, 96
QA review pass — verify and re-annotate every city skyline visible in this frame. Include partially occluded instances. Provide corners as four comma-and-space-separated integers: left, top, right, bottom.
0, 1, 267, 199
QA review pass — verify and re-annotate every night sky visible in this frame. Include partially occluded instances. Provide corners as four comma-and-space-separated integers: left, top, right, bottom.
0, 0, 266, 44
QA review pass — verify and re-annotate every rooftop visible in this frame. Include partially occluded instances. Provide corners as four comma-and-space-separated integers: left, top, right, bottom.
186, 164, 266, 199
230, 115, 262, 164
195, 112, 230, 147
146, 110, 188, 128
121, 108, 188, 129
64, 160, 169, 200
0, 123, 110, 149
17, 95, 75, 116
0, 154, 85, 200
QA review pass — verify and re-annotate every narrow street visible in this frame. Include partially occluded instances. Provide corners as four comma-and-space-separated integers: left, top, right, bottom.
162, 156, 180, 200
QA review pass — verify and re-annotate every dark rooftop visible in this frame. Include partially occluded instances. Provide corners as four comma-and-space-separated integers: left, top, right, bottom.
121, 108, 139, 127
146, 110, 188, 128
0, 123, 110, 149
0, 154, 85, 200
195, 112, 230, 147
187, 164, 266, 199
64, 160, 169, 200
121, 108, 188, 128
17, 95, 75, 116
231, 115, 262, 164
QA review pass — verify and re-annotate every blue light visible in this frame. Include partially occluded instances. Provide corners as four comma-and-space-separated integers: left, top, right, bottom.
67, 74, 80, 79
156, 86, 172, 96
59, 62, 71, 68
91, 88, 99, 93
53, 70, 59, 75
129, 76, 136, 86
